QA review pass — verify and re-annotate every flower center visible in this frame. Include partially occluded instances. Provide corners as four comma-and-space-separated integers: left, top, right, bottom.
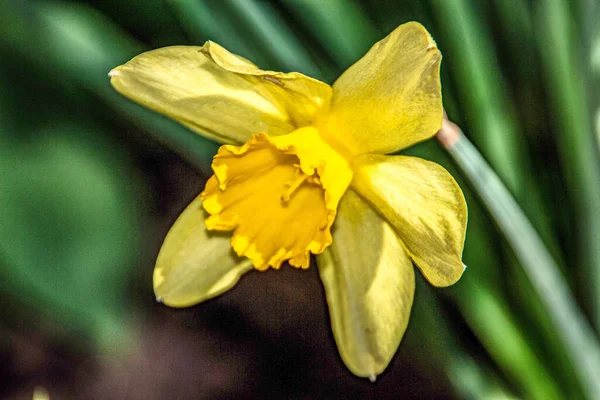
201, 126, 353, 270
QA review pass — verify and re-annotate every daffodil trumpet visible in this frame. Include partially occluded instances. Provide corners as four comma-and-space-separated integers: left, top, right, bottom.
110, 22, 467, 379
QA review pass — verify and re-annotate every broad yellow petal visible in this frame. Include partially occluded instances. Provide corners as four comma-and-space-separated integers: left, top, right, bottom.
154, 195, 252, 307
318, 22, 442, 154
110, 42, 332, 144
316, 189, 415, 378
352, 154, 467, 287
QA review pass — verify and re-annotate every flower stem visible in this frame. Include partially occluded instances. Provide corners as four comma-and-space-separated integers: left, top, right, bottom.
438, 116, 600, 399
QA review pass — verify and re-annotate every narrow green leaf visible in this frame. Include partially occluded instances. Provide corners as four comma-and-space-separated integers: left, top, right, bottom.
168, 0, 270, 67
429, 0, 526, 193
410, 280, 520, 399
535, 0, 600, 329
222, 0, 330, 80
453, 280, 562, 399
280, 0, 379, 70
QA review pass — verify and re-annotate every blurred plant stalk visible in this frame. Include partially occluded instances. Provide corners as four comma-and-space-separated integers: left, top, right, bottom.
438, 115, 600, 399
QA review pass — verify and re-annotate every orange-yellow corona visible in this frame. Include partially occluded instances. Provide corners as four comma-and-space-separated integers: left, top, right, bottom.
110, 22, 467, 379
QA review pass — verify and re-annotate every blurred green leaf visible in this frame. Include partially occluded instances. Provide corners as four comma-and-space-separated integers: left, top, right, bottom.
535, 0, 600, 331
92, 0, 189, 47
222, 0, 333, 81
0, 1, 217, 172
453, 280, 562, 399
409, 279, 519, 399
441, 123, 600, 399
168, 0, 270, 67
281, 0, 379, 71
0, 123, 143, 347
429, 0, 526, 193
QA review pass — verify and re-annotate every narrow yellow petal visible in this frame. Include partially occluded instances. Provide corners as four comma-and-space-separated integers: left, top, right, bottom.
110, 42, 332, 144
317, 189, 415, 378
153, 195, 252, 307
352, 154, 467, 287
318, 22, 442, 154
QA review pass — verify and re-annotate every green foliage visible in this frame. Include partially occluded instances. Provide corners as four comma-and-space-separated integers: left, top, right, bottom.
1, 0, 599, 398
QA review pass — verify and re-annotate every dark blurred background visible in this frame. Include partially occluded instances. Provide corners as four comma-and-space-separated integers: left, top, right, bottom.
2, 0, 600, 399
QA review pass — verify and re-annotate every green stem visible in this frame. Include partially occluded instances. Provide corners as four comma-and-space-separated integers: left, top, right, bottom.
438, 117, 600, 399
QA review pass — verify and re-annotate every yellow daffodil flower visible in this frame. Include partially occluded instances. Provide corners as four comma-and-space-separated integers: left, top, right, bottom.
109, 22, 467, 379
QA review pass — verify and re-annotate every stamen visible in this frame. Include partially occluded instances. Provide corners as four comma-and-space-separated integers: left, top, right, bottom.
308, 175, 322, 185
281, 172, 309, 202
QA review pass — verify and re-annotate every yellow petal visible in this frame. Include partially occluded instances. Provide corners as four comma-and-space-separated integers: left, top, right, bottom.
153, 195, 252, 307
110, 42, 332, 144
316, 189, 415, 378
352, 154, 467, 287
318, 22, 442, 154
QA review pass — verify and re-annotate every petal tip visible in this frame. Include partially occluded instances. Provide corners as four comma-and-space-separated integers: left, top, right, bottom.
369, 375, 377, 383
108, 68, 120, 78
426, 261, 467, 288
401, 21, 441, 58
